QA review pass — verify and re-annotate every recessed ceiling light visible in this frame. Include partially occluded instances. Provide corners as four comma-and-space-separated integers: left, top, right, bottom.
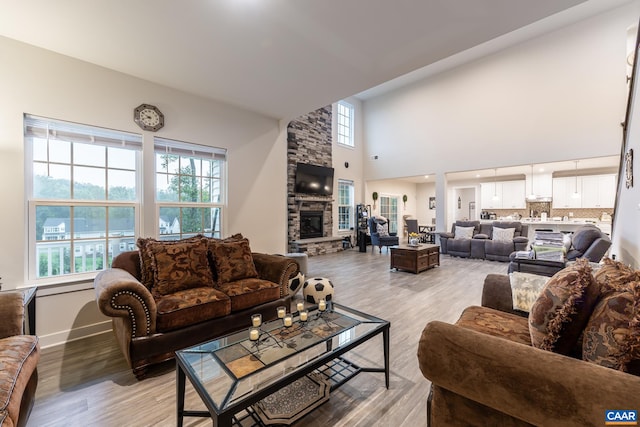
538, 167, 545, 172
424, 175, 429, 179
475, 174, 481, 178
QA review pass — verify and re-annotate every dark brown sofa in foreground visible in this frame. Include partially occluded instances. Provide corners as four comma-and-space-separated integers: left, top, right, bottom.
94, 235, 299, 379
418, 258, 640, 426
0, 292, 40, 427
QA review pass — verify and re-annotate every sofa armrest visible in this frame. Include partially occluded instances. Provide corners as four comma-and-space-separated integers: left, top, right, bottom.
418, 321, 640, 427
252, 253, 299, 297
94, 268, 157, 337
0, 293, 24, 338
439, 232, 454, 239
481, 273, 526, 317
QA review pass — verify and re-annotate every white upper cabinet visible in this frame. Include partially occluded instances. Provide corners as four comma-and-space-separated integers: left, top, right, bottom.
580, 174, 617, 208
552, 177, 582, 209
481, 180, 525, 210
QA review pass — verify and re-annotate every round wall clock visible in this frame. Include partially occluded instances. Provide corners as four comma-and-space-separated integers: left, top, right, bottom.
133, 104, 164, 131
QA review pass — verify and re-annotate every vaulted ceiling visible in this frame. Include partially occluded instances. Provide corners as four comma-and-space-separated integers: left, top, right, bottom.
0, 0, 633, 120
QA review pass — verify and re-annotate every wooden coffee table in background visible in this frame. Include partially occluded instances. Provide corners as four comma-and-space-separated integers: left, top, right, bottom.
390, 244, 440, 274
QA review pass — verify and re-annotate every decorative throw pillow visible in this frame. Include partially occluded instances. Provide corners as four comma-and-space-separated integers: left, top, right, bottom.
594, 257, 640, 294
582, 281, 640, 374
376, 223, 389, 237
454, 226, 475, 240
509, 272, 550, 312
205, 233, 245, 283
136, 235, 203, 290
528, 258, 600, 355
210, 238, 259, 284
146, 238, 213, 296
492, 227, 515, 243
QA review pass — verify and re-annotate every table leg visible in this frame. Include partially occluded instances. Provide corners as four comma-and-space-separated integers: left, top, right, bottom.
383, 326, 390, 389
176, 364, 186, 427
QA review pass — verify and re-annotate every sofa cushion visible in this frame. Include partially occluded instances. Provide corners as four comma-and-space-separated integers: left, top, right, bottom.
528, 259, 600, 355
594, 257, 640, 293
155, 287, 231, 332
456, 306, 532, 346
492, 227, 515, 243
210, 239, 259, 284
147, 238, 214, 296
582, 281, 640, 374
217, 278, 281, 312
454, 226, 475, 240
0, 335, 39, 425
136, 235, 204, 290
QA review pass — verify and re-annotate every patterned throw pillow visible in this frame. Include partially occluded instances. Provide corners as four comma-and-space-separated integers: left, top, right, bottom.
492, 227, 515, 243
205, 233, 245, 283
454, 226, 474, 240
209, 238, 259, 284
583, 281, 640, 374
136, 235, 203, 290
509, 272, 550, 312
594, 257, 640, 294
376, 223, 389, 237
146, 238, 214, 296
528, 258, 600, 355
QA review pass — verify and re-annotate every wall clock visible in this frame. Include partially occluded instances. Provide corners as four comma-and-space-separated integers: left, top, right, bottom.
133, 104, 164, 131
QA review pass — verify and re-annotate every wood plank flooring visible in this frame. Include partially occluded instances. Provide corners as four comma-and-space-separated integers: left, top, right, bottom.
28, 249, 510, 427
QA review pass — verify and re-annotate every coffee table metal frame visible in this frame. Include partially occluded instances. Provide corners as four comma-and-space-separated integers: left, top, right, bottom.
175, 303, 390, 427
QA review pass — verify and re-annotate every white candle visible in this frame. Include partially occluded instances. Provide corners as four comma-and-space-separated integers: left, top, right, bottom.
300, 310, 308, 321
283, 315, 293, 327
318, 299, 326, 311
297, 302, 304, 312
251, 314, 262, 327
249, 328, 259, 341
277, 307, 286, 318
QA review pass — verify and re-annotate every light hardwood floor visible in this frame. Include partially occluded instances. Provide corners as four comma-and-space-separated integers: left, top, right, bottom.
29, 249, 510, 427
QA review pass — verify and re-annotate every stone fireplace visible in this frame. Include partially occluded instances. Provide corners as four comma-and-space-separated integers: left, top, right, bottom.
300, 211, 324, 239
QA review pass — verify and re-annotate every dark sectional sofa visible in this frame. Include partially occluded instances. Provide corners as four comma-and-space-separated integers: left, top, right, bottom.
439, 220, 529, 262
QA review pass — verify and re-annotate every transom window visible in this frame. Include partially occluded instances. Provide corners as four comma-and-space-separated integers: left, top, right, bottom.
337, 180, 354, 231
336, 101, 354, 147
25, 114, 141, 280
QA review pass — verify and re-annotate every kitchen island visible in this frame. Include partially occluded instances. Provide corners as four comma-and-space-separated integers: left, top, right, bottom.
481, 219, 611, 241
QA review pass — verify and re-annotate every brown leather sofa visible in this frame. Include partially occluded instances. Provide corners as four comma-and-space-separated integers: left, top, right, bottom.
418, 261, 640, 426
0, 292, 40, 427
94, 236, 299, 379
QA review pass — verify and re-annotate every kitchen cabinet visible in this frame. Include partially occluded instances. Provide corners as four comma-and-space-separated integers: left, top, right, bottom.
481, 180, 525, 210
552, 177, 582, 209
580, 174, 616, 208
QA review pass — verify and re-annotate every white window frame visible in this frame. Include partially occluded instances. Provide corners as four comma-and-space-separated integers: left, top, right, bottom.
379, 195, 399, 234
154, 137, 227, 240
337, 179, 354, 231
25, 114, 142, 283
336, 101, 355, 148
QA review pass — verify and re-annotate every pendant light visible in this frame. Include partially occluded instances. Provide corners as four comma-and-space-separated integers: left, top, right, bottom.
571, 160, 581, 199
492, 168, 499, 201
527, 164, 536, 200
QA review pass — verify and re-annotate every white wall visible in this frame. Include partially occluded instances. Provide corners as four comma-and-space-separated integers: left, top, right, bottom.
0, 36, 288, 346
332, 96, 365, 239
416, 182, 436, 225
362, 3, 639, 230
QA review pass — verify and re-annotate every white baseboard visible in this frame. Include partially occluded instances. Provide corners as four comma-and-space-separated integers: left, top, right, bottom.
38, 320, 112, 349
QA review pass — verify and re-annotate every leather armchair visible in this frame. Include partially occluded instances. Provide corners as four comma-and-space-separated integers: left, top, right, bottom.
368, 216, 399, 253
509, 225, 611, 276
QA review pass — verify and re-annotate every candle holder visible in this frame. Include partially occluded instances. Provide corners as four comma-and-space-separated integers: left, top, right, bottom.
283, 314, 293, 327
296, 302, 305, 312
299, 310, 309, 322
249, 327, 260, 341
277, 306, 287, 319
251, 313, 262, 328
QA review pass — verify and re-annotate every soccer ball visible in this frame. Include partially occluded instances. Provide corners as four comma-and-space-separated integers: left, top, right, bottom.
288, 272, 305, 296
302, 277, 334, 304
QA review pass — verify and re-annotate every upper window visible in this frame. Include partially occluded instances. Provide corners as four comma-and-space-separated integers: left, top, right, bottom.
336, 101, 354, 147
155, 138, 226, 240
25, 115, 141, 280
337, 180, 354, 231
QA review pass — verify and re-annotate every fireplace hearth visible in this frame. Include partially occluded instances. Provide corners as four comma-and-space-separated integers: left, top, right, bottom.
300, 211, 323, 239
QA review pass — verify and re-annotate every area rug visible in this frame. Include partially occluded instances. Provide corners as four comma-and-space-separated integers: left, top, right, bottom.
252, 372, 330, 425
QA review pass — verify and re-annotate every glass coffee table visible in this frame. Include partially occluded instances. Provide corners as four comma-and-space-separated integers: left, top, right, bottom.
175, 303, 390, 427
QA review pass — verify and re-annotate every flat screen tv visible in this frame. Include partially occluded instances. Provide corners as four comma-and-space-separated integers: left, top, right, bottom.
295, 163, 334, 196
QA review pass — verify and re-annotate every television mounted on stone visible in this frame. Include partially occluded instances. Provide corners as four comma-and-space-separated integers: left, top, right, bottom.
295, 163, 334, 196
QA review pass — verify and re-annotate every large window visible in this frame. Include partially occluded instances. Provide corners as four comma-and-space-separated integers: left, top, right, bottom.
155, 138, 226, 240
336, 101, 354, 147
337, 179, 354, 231
25, 115, 141, 280
25, 117, 228, 282
379, 196, 398, 234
